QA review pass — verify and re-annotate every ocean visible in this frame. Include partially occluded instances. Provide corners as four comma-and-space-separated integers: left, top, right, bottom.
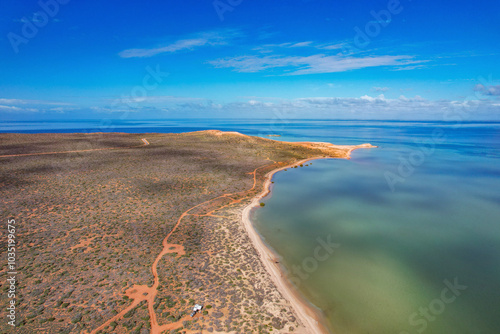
3, 119, 500, 333
251, 120, 500, 333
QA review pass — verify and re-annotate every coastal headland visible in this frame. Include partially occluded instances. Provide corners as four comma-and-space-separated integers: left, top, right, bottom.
0, 130, 374, 333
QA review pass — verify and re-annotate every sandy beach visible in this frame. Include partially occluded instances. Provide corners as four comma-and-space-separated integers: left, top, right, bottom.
241, 144, 375, 334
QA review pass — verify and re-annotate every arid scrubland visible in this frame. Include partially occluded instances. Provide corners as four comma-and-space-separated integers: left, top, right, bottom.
0, 131, 360, 334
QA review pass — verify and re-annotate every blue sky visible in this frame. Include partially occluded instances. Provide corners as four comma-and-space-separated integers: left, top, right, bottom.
1, 0, 500, 120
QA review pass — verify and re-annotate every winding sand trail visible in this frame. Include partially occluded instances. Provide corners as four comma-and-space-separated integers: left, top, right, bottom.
90, 158, 278, 334
0, 137, 149, 158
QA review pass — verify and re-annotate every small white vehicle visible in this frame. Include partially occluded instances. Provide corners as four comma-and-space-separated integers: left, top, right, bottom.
190, 304, 203, 317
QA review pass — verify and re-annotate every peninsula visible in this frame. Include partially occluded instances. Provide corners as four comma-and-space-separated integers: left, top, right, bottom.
0, 130, 374, 333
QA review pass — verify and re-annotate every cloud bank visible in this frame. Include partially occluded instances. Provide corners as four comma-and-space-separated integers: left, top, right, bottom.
2, 94, 498, 120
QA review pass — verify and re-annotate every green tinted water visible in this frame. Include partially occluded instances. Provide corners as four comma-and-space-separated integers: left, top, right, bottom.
253, 123, 500, 333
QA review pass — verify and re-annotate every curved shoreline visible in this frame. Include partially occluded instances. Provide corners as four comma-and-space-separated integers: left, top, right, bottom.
242, 156, 331, 334
241, 146, 375, 334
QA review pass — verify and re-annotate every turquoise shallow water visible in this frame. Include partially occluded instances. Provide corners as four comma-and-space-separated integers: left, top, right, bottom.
252, 121, 500, 334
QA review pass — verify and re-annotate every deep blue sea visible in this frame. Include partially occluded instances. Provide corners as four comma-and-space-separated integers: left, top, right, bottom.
4, 119, 500, 333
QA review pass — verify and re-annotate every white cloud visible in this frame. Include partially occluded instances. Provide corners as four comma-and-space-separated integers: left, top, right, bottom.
0, 105, 39, 112
0, 105, 22, 111
247, 99, 274, 107
105, 96, 206, 104
264, 41, 350, 51
360, 94, 386, 102
0, 98, 72, 113
289, 41, 313, 47
319, 43, 348, 50
209, 54, 422, 75
119, 29, 238, 58
392, 64, 428, 71
0, 98, 71, 105
372, 86, 389, 92
0, 98, 25, 104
